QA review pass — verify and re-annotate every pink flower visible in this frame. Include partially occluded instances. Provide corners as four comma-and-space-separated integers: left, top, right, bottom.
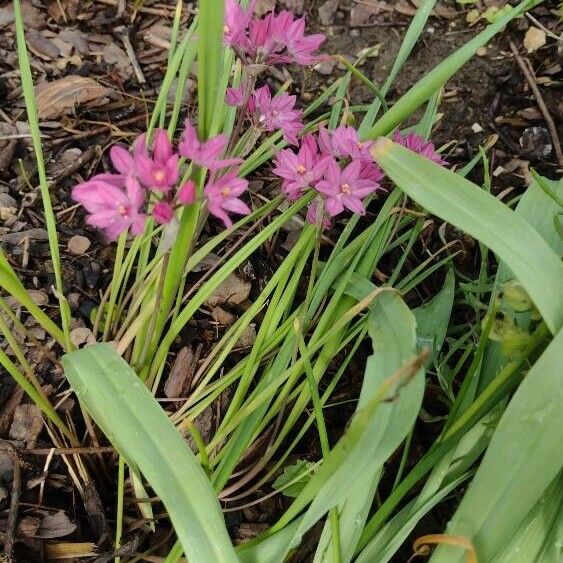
224, 0, 255, 48
250, 11, 325, 66
204, 170, 250, 228
110, 145, 135, 175
72, 175, 147, 240
306, 198, 331, 230
281, 15, 325, 65
179, 120, 242, 170
178, 180, 197, 205
273, 134, 325, 199
253, 85, 303, 145
393, 131, 446, 165
318, 126, 374, 160
315, 158, 380, 217
153, 201, 174, 224
133, 129, 179, 192
226, 85, 245, 107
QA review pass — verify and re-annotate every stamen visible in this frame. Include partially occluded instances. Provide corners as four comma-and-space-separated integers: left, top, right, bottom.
340, 183, 351, 194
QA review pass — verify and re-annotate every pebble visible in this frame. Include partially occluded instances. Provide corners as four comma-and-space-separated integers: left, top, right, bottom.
0, 228, 49, 244
0, 193, 17, 211
70, 327, 96, 347
314, 59, 336, 75
27, 290, 49, 306
68, 234, 91, 255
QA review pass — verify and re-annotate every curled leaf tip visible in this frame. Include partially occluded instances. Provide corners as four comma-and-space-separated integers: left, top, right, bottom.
371, 137, 393, 161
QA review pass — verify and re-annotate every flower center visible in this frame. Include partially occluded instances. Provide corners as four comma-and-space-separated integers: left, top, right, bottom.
117, 204, 129, 217
296, 164, 307, 175
154, 170, 166, 184
340, 183, 351, 194
272, 110, 279, 117
221, 187, 231, 197
223, 24, 230, 34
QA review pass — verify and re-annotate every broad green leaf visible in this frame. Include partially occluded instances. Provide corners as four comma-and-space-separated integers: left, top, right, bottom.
490, 473, 563, 563
430, 328, 563, 562
302, 291, 425, 562
62, 344, 238, 563
372, 141, 563, 334
272, 460, 315, 498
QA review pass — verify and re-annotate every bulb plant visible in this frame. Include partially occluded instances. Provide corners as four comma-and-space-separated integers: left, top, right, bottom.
3, 0, 562, 562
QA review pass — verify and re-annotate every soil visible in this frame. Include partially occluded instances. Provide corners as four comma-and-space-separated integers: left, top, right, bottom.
0, 0, 561, 560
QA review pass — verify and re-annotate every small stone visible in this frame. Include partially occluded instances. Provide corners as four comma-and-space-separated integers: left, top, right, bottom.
314, 59, 336, 75
27, 290, 49, 306
9, 404, 43, 446
68, 235, 91, 255
68, 292, 81, 310
523, 27, 546, 54
471, 122, 483, 133
0, 193, 17, 211
206, 273, 251, 307
476, 47, 487, 57
318, 0, 339, 26
212, 307, 236, 326
237, 324, 257, 348
70, 327, 95, 347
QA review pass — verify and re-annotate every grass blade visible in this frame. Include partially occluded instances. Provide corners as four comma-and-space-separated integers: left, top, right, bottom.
198, 0, 225, 138
62, 344, 238, 563
13, 0, 72, 349
430, 327, 563, 562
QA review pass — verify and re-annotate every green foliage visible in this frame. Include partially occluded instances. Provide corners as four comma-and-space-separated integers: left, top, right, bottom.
62, 344, 238, 563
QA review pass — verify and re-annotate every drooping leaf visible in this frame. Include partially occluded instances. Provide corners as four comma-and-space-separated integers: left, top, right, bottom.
372, 141, 563, 334
62, 344, 238, 563
429, 328, 563, 562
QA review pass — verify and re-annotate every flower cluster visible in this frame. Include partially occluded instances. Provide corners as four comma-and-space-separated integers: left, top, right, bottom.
72, 122, 250, 239
273, 128, 445, 228
224, 0, 325, 66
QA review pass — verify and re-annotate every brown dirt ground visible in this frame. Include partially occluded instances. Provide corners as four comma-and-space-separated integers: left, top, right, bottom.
0, 0, 561, 560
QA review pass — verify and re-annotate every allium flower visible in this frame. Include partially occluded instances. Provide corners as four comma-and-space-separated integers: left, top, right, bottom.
204, 170, 250, 228
273, 134, 325, 199
393, 131, 446, 165
306, 198, 331, 230
315, 158, 380, 217
179, 120, 242, 170
72, 175, 147, 240
153, 201, 174, 224
133, 129, 179, 192
177, 180, 197, 205
317, 126, 374, 160
281, 14, 325, 65
253, 85, 303, 145
247, 11, 325, 66
224, 0, 255, 48
226, 85, 245, 107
